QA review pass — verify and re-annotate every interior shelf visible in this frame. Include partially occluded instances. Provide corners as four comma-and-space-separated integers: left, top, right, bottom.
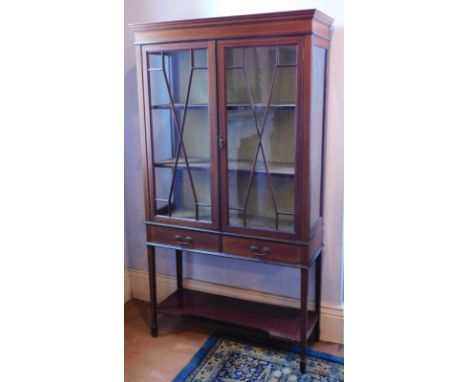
151, 103, 296, 110
154, 208, 294, 233
152, 103, 208, 110
157, 289, 317, 342
229, 214, 295, 233
227, 103, 296, 110
154, 158, 209, 170
228, 160, 295, 175
157, 207, 212, 222
154, 158, 295, 176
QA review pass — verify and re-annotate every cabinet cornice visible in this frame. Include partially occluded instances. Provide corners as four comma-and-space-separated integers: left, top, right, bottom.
130, 9, 333, 45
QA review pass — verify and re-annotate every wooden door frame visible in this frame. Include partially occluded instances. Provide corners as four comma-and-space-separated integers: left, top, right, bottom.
140, 41, 220, 230
216, 36, 306, 241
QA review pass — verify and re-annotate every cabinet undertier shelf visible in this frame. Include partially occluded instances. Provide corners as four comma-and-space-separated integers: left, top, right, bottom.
154, 158, 295, 176
157, 289, 317, 343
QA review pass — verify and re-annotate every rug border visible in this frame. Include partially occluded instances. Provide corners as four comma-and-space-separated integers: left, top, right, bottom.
172, 335, 219, 382
173, 330, 343, 381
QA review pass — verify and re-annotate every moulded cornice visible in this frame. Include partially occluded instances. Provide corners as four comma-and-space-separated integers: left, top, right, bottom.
130, 9, 333, 32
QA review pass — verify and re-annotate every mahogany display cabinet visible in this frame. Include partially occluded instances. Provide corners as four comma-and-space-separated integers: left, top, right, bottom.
131, 9, 333, 373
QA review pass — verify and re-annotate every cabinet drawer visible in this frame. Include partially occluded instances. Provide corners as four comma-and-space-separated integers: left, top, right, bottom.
223, 236, 303, 265
151, 226, 219, 251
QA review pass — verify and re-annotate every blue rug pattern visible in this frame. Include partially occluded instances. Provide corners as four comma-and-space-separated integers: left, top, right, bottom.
174, 335, 344, 382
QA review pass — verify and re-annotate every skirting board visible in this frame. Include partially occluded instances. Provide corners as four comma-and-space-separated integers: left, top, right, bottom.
124, 268, 132, 303
127, 268, 343, 344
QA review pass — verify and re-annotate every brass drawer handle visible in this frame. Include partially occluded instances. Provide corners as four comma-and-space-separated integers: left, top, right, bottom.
249, 245, 271, 256
175, 234, 193, 246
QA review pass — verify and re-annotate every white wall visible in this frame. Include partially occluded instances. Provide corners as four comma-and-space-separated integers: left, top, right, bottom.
124, 0, 343, 309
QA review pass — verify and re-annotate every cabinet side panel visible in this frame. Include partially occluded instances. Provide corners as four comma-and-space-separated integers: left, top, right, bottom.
135, 45, 151, 221
310, 45, 328, 226
300, 35, 312, 240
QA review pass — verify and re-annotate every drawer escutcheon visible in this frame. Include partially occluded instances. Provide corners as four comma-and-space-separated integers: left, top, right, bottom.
174, 234, 193, 246
249, 245, 271, 256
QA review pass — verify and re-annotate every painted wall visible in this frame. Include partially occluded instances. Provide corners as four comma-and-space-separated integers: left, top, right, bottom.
124, 0, 343, 307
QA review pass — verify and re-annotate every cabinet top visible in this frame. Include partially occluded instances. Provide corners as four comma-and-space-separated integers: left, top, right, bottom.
130, 9, 333, 45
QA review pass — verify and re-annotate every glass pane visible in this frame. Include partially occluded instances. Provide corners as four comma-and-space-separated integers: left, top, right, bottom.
227, 172, 295, 233
226, 69, 248, 105
149, 70, 169, 105
225, 45, 297, 233
189, 69, 209, 104
166, 50, 191, 104
226, 47, 243, 68
149, 48, 211, 222
148, 52, 162, 69
310, 46, 327, 225
279, 45, 297, 65
227, 109, 295, 172
154, 167, 171, 213
177, 109, 210, 159
271, 67, 296, 104
193, 49, 207, 68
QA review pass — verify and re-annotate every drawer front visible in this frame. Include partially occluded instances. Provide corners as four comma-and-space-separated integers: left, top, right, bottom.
151, 226, 219, 252
223, 236, 303, 264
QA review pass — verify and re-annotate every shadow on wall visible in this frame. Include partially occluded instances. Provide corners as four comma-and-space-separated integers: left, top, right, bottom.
322, 25, 343, 305
124, 66, 147, 270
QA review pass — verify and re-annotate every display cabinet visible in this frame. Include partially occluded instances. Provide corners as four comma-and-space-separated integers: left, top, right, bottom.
131, 9, 333, 373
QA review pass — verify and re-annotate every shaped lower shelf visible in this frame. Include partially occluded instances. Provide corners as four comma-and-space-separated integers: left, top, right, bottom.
157, 289, 318, 343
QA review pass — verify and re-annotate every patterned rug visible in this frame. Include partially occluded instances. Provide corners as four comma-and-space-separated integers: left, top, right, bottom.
173, 333, 344, 382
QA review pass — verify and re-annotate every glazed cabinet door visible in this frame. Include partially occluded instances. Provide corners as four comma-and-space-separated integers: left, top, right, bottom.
218, 38, 304, 239
142, 42, 218, 228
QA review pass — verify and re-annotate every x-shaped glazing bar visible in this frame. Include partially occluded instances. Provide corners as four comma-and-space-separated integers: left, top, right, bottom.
162, 50, 200, 219
241, 47, 280, 226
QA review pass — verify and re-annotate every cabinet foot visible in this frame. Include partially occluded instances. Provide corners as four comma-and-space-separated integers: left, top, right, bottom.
313, 326, 320, 342
151, 324, 159, 337
300, 359, 306, 374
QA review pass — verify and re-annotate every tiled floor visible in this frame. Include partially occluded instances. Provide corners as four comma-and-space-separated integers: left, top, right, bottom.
125, 299, 344, 382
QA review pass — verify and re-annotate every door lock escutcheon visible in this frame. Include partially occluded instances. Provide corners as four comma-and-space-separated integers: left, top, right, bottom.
218, 136, 224, 150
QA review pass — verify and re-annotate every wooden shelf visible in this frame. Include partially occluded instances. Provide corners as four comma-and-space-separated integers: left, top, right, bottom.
154, 209, 294, 233
158, 208, 212, 222
157, 289, 317, 342
152, 103, 208, 110
228, 160, 294, 175
151, 103, 295, 110
154, 158, 209, 170
154, 158, 295, 176
227, 103, 296, 110
229, 214, 295, 233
